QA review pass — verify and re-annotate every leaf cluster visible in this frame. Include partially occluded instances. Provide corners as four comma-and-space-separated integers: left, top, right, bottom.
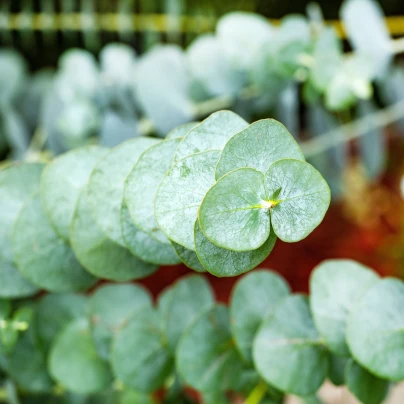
0, 111, 330, 293
0, 260, 401, 404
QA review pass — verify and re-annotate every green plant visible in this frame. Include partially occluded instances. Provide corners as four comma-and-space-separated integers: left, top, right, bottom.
0, 111, 329, 293
0, 260, 402, 404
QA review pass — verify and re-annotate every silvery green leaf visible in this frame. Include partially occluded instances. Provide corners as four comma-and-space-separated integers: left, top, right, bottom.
87, 137, 159, 246
346, 359, 390, 404
276, 15, 311, 47
253, 295, 329, 396
134, 45, 194, 136
357, 101, 386, 180
12, 193, 96, 292
170, 241, 206, 272
99, 111, 140, 147
177, 305, 245, 392
161, 274, 214, 352
37, 293, 88, 348
0, 49, 27, 104
70, 192, 157, 282
306, 105, 346, 199
0, 106, 30, 159
265, 159, 331, 242
216, 12, 273, 70
49, 319, 112, 394
329, 355, 348, 386
275, 83, 300, 140
186, 34, 244, 97
121, 204, 181, 265
230, 270, 290, 362
194, 221, 276, 277
88, 283, 152, 360
41, 146, 107, 241
18, 68, 54, 132
3, 316, 52, 393
125, 138, 181, 245
0, 163, 43, 298
175, 110, 248, 161
112, 307, 173, 393
341, 0, 392, 77
215, 119, 304, 179
56, 98, 101, 149
155, 150, 220, 250
100, 43, 136, 86
310, 27, 342, 92
199, 168, 270, 252
58, 49, 99, 97
310, 259, 379, 356
347, 278, 404, 381
166, 121, 199, 140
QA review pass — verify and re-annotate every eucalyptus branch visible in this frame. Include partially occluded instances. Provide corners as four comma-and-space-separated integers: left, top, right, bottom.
301, 98, 404, 158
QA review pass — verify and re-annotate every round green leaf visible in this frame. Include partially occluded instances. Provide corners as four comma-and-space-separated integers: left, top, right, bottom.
162, 274, 214, 352
88, 283, 152, 360
3, 318, 52, 393
37, 293, 88, 348
329, 354, 348, 386
166, 121, 199, 139
170, 241, 206, 272
310, 259, 379, 356
347, 278, 404, 381
194, 221, 276, 276
87, 137, 159, 246
12, 193, 96, 292
0, 257, 38, 299
112, 308, 173, 393
121, 204, 181, 265
346, 359, 390, 404
70, 193, 157, 282
199, 168, 270, 251
215, 119, 304, 179
253, 295, 329, 396
125, 138, 181, 244
230, 270, 290, 362
0, 163, 43, 298
155, 150, 220, 250
49, 319, 112, 394
177, 305, 244, 392
40, 146, 107, 240
174, 111, 248, 161
265, 159, 331, 242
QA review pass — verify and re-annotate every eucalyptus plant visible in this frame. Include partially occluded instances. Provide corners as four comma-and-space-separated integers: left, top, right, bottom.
0, 111, 329, 292
0, 259, 402, 404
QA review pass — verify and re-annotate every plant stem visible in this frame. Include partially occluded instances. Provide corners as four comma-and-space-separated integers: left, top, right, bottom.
245, 379, 268, 404
301, 98, 404, 158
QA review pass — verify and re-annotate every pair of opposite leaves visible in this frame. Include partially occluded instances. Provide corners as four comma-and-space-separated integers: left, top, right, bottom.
153, 113, 330, 260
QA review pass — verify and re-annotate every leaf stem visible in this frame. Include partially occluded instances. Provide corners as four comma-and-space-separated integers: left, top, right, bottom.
244, 379, 268, 404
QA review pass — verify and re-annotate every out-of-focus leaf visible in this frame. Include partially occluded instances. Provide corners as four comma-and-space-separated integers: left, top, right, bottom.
378, 66, 404, 134
357, 101, 386, 180
0, 49, 27, 104
186, 34, 244, 97
217, 12, 273, 70
134, 45, 194, 136
341, 0, 392, 77
57, 49, 99, 98
0, 106, 30, 159
56, 98, 100, 149
307, 104, 347, 199
275, 83, 300, 139
49, 319, 112, 394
